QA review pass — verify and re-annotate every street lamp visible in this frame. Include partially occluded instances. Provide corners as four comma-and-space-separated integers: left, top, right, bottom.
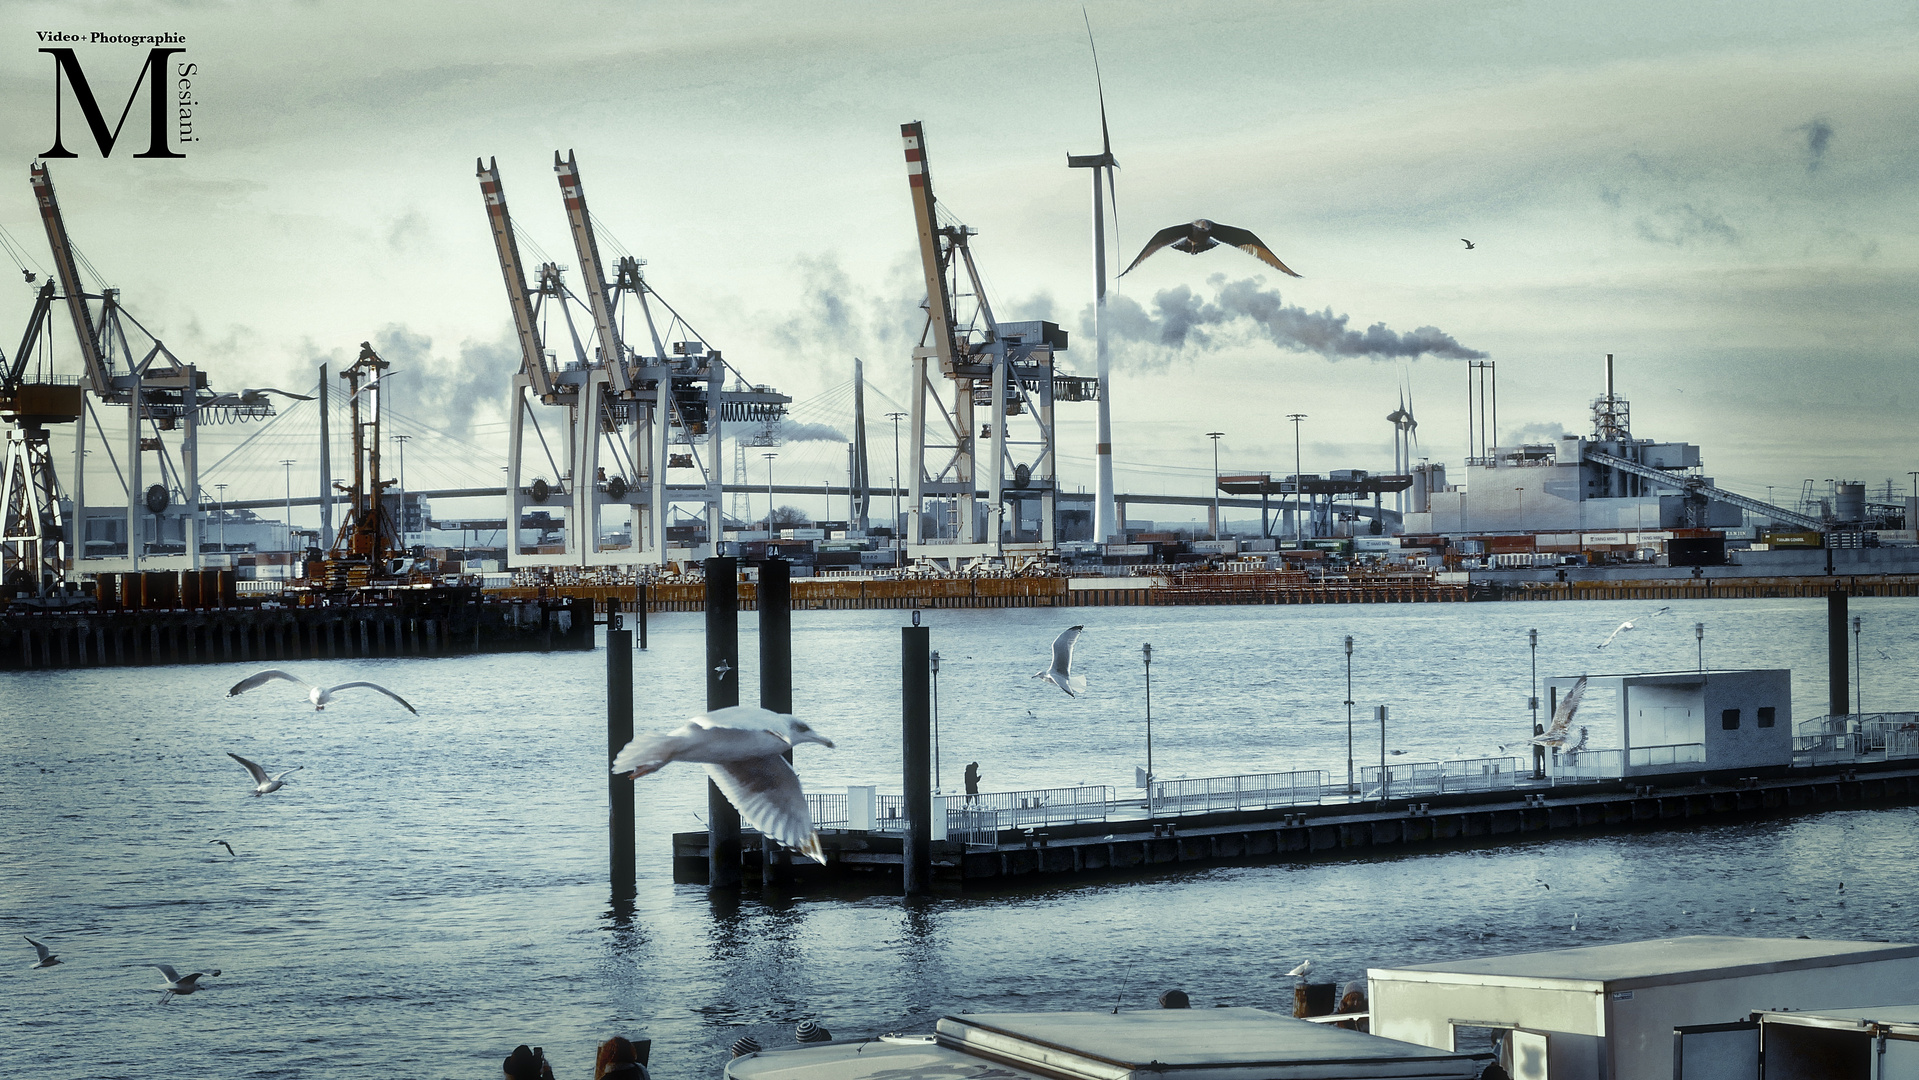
280, 458, 297, 555
1695, 622, 1706, 672
1853, 615, 1863, 713
1142, 642, 1154, 816
821, 479, 830, 525
930, 650, 942, 793
1206, 431, 1224, 540
1529, 629, 1542, 780
394, 433, 411, 538
214, 483, 228, 554
1344, 635, 1355, 796
1288, 414, 1307, 540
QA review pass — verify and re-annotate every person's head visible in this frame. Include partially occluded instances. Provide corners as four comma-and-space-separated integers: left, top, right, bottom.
1158, 989, 1190, 1009
594, 1038, 638, 1079
503, 1045, 546, 1079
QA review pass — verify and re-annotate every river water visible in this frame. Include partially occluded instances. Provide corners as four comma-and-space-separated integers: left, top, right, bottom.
6, 596, 1918, 1077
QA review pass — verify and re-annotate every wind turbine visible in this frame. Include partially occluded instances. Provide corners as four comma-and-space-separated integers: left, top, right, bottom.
1067, 10, 1121, 544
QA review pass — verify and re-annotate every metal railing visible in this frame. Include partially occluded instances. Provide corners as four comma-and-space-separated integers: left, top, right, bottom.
1794, 715, 1919, 765
944, 808, 1000, 847
1148, 771, 1324, 815
1556, 748, 1624, 781
1361, 757, 1522, 798
806, 792, 849, 829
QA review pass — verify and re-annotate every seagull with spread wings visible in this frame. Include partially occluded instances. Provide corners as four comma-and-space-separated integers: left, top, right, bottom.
228, 752, 302, 795
1529, 676, 1589, 750
23, 936, 60, 969
153, 964, 220, 1003
228, 670, 417, 714
613, 706, 835, 863
1120, 219, 1300, 278
1034, 625, 1088, 697
1597, 606, 1674, 649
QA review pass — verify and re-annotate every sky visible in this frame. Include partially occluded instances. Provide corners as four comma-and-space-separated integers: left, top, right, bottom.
4, 0, 1916, 522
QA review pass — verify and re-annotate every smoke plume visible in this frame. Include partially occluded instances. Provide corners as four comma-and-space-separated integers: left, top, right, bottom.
777, 420, 847, 443
1099, 275, 1487, 368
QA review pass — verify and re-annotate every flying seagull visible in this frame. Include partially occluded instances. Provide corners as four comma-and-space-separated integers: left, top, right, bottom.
153, 964, 220, 1003
1034, 625, 1087, 697
1529, 676, 1589, 750
228, 752, 302, 796
1461, 239, 1475, 250
208, 839, 236, 856
1120, 219, 1300, 278
1597, 606, 1674, 650
228, 670, 417, 714
23, 936, 60, 969
613, 706, 835, 863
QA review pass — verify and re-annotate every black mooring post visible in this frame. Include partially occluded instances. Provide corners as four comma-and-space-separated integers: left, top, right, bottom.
759, 558, 794, 886
706, 556, 742, 888
637, 581, 648, 649
608, 600, 636, 899
902, 623, 932, 897
1829, 588, 1850, 717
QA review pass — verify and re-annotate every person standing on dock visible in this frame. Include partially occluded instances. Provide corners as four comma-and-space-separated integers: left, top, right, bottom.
1533, 724, 1546, 780
964, 761, 981, 798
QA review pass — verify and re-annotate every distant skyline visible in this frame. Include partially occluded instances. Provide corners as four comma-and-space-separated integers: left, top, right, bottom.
4, 1, 1915, 520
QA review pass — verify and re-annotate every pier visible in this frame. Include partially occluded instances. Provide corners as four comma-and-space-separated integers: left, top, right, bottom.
671, 759, 1919, 889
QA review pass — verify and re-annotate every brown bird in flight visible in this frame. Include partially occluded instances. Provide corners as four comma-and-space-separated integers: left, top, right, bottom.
1120, 219, 1300, 277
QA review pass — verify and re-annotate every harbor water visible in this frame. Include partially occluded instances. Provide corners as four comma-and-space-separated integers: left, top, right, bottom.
6, 597, 1919, 1077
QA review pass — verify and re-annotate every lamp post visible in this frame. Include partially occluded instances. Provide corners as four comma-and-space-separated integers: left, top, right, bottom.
762, 452, 777, 532
1376, 704, 1389, 801
821, 479, 830, 525
1142, 642, 1154, 816
214, 483, 228, 554
1206, 431, 1224, 540
1695, 622, 1706, 672
1853, 616, 1863, 713
930, 650, 942, 792
280, 458, 297, 555
1344, 635, 1355, 796
1287, 414, 1307, 540
1529, 629, 1542, 780
887, 411, 907, 563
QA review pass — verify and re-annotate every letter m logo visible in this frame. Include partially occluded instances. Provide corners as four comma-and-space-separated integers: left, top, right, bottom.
41, 48, 185, 159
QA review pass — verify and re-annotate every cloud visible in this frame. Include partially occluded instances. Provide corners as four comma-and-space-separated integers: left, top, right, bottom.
777, 420, 847, 443
368, 324, 513, 440
1799, 117, 1834, 173
1097, 275, 1487, 368
1507, 421, 1570, 445
765, 253, 925, 380
1634, 202, 1742, 247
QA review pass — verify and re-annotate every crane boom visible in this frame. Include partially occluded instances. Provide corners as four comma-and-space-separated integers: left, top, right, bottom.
900, 123, 962, 374
476, 157, 557, 400
28, 163, 113, 395
554, 150, 631, 395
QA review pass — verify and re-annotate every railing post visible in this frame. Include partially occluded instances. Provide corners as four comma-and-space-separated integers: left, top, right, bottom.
705, 556, 741, 889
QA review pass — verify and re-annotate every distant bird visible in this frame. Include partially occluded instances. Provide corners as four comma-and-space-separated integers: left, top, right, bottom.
1535, 879, 1551, 890
228, 752, 302, 796
209, 840, 235, 856
228, 670, 417, 714
1120, 219, 1300, 278
1286, 959, 1313, 978
613, 706, 834, 863
23, 936, 60, 969
153, 964, 219, 1003
1598, 606, 1674, 649
1389, 749, 1408, 756
1460, 239, 1475, 250
1034, 625, 1087, 697
1530, 677, 1589, 750
1570, 911, 1578, 932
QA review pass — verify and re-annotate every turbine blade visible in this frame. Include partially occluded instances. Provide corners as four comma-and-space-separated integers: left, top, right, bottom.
1106, 168, 1120, 264
1082, 7, 1112, 158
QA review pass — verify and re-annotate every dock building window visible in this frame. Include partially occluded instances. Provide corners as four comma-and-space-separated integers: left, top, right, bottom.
1722, 709, 1741, 730
1758, 707, 1776, 728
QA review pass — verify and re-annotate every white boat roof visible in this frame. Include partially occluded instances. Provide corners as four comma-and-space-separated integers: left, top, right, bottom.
727, 1010, 1487, 1079
1372, 936, 1919, 991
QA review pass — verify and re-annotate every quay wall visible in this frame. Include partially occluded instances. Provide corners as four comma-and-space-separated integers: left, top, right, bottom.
0, 597, 593, 671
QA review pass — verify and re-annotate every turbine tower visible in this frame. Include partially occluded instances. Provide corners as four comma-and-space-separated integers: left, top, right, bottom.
1067, 14, 1120, 544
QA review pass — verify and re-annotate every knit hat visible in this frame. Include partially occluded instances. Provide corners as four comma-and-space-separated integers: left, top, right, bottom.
795, 1020, 832, 1042
729, 1035, 762, 1057
503, 1045, 544, 1078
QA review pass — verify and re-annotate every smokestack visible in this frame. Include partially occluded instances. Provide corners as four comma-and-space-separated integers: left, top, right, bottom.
1605, 354, 1614, 400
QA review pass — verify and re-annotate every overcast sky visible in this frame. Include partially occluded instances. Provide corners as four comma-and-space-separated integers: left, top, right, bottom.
4, 1, 1915, 517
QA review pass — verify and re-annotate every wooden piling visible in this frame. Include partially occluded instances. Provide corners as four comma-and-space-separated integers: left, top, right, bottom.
608, 604, 636, 899
759, 559, 793, 886
903, 622, 932, 897
705, 556, 742, 889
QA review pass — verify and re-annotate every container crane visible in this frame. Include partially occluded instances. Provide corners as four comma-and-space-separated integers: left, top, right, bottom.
897, 122, 1096, 571
480, 153, 788, 568
9, 162, 280, 592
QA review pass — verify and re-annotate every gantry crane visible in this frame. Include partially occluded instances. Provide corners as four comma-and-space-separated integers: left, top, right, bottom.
897, 122, 1097, 571
3, 162, 279, 595
479, 152, 786, 568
